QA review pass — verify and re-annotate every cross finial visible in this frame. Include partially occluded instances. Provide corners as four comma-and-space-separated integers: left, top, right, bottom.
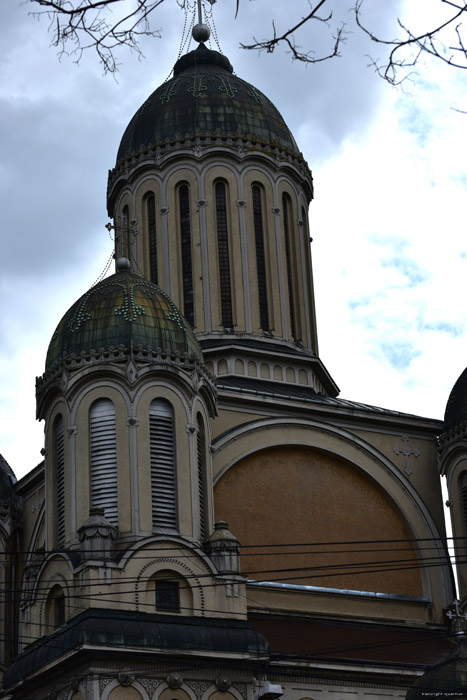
446, 599, 467, 633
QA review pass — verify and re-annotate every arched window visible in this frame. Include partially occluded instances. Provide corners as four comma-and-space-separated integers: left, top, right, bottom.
146, 193, 158, 284
215, 181, 233, 329
89, 399, 118, 526
45, 584, 65, 629
55, 415, 65, 546
120, 205, 130, 259
461, 473, 467, 535
282, 193, 296, 340
197, 415, 207, 542
252, 185, 269, 330
150, 399, 177, 529
178, 184, 194, 327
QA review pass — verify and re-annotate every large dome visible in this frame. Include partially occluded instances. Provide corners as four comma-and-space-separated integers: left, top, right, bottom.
444, 367, 467, 432
45, 263, 202, 371
116, 43, 300, 163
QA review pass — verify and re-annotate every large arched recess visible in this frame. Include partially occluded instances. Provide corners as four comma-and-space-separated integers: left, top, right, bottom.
213, 419, 452, 601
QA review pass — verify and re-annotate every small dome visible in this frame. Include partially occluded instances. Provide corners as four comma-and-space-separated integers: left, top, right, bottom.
444, 368, 467, 432
0, 454, 16, 501
116, 43, 300, 163
45, 268, 202, 371
406, 638, 467, 699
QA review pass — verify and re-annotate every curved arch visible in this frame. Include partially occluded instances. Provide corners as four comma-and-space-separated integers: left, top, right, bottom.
101, 679, 149, 700
157, 684, 196, 700
136, 555, 205, 615
203, 689, 244, 700
212, 418, 453, 606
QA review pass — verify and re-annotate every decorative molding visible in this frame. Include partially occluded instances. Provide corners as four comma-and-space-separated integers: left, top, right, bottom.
186, 680, 211, 699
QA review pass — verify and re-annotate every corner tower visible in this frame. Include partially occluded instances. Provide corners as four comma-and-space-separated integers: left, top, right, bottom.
107, 40, 338, 397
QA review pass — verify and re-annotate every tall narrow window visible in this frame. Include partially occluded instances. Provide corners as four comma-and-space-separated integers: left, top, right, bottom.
120, 205, 130, 259
179, 185, 194, 327
55, 416, 65, 546
150, 399, 177, 529
147, 194, 158, 284
46, 585, 66, 629
89, 399, 118, 526
197, 415, 207, 542
215, 182, 233, 328
252, 185, 269, 330
462, 473, 467, 535
282, 194, 296, 340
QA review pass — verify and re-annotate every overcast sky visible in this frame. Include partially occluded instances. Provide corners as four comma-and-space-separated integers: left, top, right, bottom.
1, 0, 467, 480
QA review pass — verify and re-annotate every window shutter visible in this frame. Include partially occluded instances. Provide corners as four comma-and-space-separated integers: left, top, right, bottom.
462, 475, 467, 535
215, 181, 233, 328
56, 416, 65, 546
89, 399, 118, 526
252, 185, 269, 331
150, 400, 177, 529
179, 185, 194, 327
197, 418, 207, 541
282, 194, 296, 340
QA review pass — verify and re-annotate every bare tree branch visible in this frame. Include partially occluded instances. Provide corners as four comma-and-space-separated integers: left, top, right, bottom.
355, 0, 467, 85
25, 0, 467, 83
239, 0, 347, 64
27, 0, 166, 73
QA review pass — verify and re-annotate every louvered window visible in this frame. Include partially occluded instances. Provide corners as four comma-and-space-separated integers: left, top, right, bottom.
150, 399, 177, 529
197, 416, 207, 542
252, 185, 269, 330
179, 185, 194, 327
55, 416, 65, 546
282, 194, 296, 339
462, 473, 467, 535
89, 399, 118, 526
147, 194, 158, 284
215, 182, 233, 328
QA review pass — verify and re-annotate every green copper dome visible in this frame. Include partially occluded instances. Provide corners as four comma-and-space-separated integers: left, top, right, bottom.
46, 265, 202, 371
117, 43, 300, 162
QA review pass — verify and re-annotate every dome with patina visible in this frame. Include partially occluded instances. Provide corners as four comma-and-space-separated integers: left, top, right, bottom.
405, 638, 467, 699
444, 367, 467, 433
116, 42, 300, 163
45, 265, 202, 371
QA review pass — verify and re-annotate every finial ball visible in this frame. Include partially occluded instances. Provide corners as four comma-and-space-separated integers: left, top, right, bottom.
192, 23, 210, 43
116, 257, 131, 272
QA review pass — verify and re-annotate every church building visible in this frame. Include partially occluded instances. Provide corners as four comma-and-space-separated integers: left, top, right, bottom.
1, 9, 467, 700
